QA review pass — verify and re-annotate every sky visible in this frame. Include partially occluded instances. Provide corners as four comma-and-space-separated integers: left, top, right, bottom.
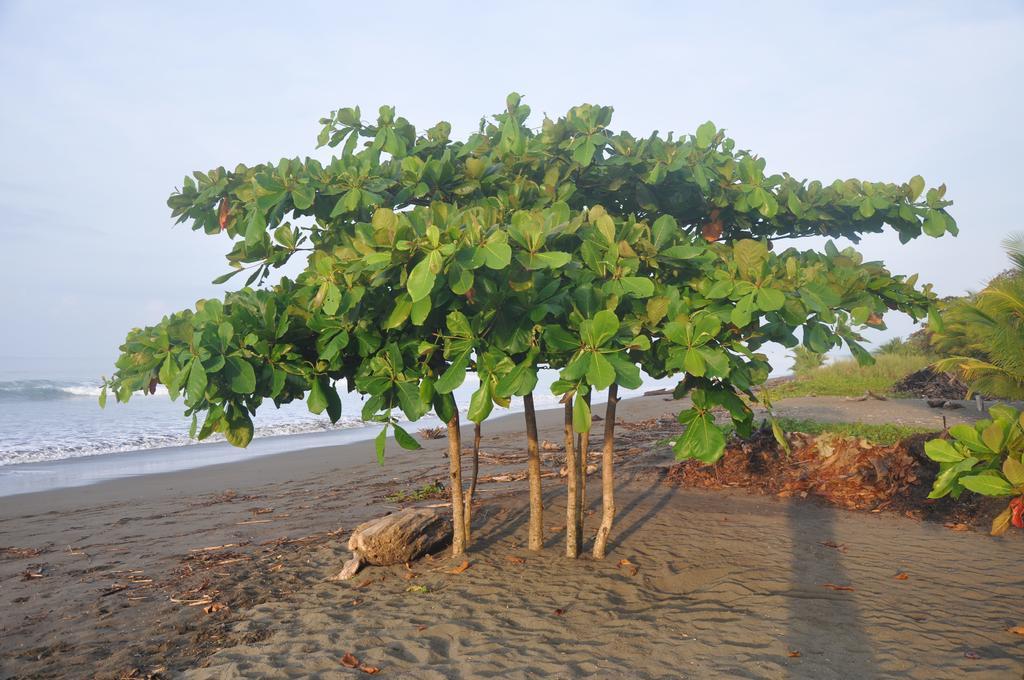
1, 0, 1022, 370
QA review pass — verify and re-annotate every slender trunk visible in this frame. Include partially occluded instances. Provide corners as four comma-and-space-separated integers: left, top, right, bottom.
592, 383, 618, 559
463, 421, 481, 544
523, 392, 544, 551
564, 399, 581, 558
577, 391, 591, 530
447, 411, 466, 557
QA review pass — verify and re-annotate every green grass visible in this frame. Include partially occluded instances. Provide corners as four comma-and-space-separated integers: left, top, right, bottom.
772, 417, 935, 445
767, 353, 932, 399
655, 416, 932, 449
385, 481, 445, 503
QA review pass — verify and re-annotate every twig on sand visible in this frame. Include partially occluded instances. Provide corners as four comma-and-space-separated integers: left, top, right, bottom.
845, 391, 888, 402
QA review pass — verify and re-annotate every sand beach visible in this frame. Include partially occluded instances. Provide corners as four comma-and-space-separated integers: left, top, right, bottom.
2, 395, 1022, 679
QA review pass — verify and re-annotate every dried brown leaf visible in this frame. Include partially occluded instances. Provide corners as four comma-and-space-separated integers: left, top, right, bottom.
506, 556, 526, 565
819, 541, 848, 553
617, 559, 639, 576
788, 650, 801, 658
203, 602, 228, 614
447, 560, 471, 575
360, 666, 381, 675
553, 608, 565, 616
821, 583, 855, 591
1007, 625, 1024, 636
944, 522, 970, 532
340, 653, 360, 668
894, 572, 909, 580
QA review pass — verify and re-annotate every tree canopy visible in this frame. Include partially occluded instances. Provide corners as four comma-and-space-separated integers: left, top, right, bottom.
104, 94, 951, 555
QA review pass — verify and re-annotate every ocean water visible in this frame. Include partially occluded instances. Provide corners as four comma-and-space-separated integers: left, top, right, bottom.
0, 355, 699, 466
0, 355, 560, 467
0, 348, 788, 495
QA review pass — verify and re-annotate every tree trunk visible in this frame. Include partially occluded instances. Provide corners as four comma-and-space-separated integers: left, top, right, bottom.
592, 383, 618, 559
524, 392, 544, 551
564, 399, 581, 558
447, 411, 466, 556
463, 421, 481, 545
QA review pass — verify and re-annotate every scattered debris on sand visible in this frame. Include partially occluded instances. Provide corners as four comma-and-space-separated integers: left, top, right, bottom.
892, 367, 971, 400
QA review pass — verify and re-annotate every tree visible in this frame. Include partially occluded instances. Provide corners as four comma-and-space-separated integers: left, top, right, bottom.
103, 94, 949, 559
932, 234, 1024, 399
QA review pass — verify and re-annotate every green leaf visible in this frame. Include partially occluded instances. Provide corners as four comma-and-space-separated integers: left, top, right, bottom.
730, 294, 755, 327
959, 473, 1017, 497
225, 356, 256, 394
607, 354, 642, 389
695, 121, 716, 149
495, 361, 539, 398
393, 423, 422, 450
98, 385, 107, 408
324, 381, 342, 422
435, 352, 470, 394
323, 283, 342, 315
212, 269, 244, 285
573, 394, 592, 433
706, 279, 733, 299
587, 352, 616, 390
928, 456, 979, 498
224, 407, 254, 448
908, 175, 925, 201
410, 296, 431, 326
187, 360, 208, 403
733, 239, 768, 277
755, 287, 785, 312
923, 211, 946, 237
533, 251, 572, 269
924, 439, 965, 463
585, 310, 619, 347
291, 184, 315, 210
651, 215, 677, 248
684, 348, 706, 376
307, 376, 328, 414
245, 210, 265, 246
375, 427, 387, 465
319, 330, 349, 362
468, 381, 494, 423
561, 352, 592, 381
673, 412, 725, 463
573, 138, 596, 166
982, 420, 1009, 453
384, 297, 413, 329
660, 244, 704, 260
1002, 456, 1024, 487
620, 277, 655, 298
407, 257, 436, 302
482, 238, 512, 269
948, 424, 991, 454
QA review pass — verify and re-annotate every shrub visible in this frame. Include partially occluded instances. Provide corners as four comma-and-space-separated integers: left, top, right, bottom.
923, 403, 1024, 535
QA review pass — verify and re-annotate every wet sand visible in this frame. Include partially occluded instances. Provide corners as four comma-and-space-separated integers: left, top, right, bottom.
1, 396, 1021, 678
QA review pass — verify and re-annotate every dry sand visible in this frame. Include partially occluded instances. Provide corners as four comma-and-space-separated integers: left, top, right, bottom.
1, 396, 1022, 679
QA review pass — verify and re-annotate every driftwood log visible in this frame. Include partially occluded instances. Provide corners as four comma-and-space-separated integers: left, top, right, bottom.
329, 507, 452, 581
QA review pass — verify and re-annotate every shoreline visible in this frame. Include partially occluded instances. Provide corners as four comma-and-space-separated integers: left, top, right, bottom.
0, 392, 672, 512
0, 391, 609, 501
